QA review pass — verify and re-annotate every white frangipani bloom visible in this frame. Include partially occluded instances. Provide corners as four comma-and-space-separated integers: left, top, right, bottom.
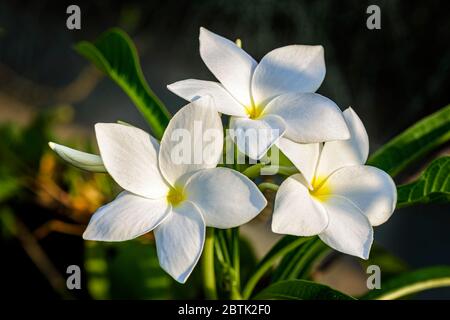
168, 27, 350, 160
51, 97, 266, 283
272, 108, 397, 259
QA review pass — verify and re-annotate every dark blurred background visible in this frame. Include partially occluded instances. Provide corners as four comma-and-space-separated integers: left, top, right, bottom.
0, 0, 449, 299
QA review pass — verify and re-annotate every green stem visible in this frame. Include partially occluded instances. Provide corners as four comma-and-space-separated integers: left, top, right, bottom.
242, 236, 311, 299
202, 228, 217, 299
242, 163, 265, 179
258, 182, 280, 192
243, 164, 298, 179
277, 166, 299, 176
216, 229, 231, 264
230, 228, 242, 300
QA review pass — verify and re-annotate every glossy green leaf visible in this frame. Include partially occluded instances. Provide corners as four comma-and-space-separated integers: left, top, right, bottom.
362, 266, 450, 300
368, 105, 450, 176
254, 279, 355, 300
75, 28, 171, 139
397, 156, 450, 208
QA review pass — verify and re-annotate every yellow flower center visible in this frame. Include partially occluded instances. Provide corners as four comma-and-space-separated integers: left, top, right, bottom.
309, 175, 332, 202
245, 104, 264, 120
166, 186, 186, 207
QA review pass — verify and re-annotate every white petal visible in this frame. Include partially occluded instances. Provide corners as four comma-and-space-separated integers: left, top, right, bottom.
230, 114, 286, 160
276, 138, 320, 186
264, 93, 350, 143
272, 174, 328, 236
167, 79, 248, 117
95, 123, 170, 199
48, 142, 106, 172
186, 168, 267, 228
316, 107, 369, 178
159, 96, 223, 185
154, 201, 205, 283
199, 27, 256, 106
83, 192, 170, 241
252, 45, 325, 105
319, 196, 373, 259
324, 165, 397, 226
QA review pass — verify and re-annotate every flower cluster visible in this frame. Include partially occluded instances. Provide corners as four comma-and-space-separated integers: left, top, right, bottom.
49, 28, 396, 283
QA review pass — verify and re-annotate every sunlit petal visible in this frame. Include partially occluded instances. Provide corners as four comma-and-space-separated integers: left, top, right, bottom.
83, 192, 170, 241
199, 27, 256, 106
252, 45, 325, 105
186, 167, 267, 228
264, 93, 350, 143
95, 123, 170, 199
230, 114, 286, 160
273, 174, 329, 236
167, 79, 248, 117
323, 165, 397, 226
154, 201, 205, 283
319, 196, 373, 259
159, 96, 223, 185
316, 107, 369, 178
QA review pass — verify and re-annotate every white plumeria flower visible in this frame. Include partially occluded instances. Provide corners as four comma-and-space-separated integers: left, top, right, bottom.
168, 27, 350, 160
51, 97, 266, 283
272, 107, 397, 259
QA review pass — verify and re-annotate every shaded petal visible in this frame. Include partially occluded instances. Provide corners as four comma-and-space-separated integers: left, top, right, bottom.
252, 45, 325, 105
324, 165, 397, 226
154, 201, 205, 283
316, 107, 369, 178
159, 96, 223, 186
49, 142, 106, 172
83, 192, 170, 241
276, 138, 320, 186
167, 79, 248, 117
272, 174, 328, 236
95, 123, 170, 199
264, 93, 350, 143
230, 114, 286, 160
186, 167, 267, 228
319, 196, 373, 259
199, 27, 256, 106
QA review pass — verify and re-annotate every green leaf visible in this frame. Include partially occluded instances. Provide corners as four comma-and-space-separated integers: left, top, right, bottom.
254, 279, 355, 300
85, 240, 173, 299
75, 28, 171, 139
368, 105, 450, 176
396, 156, 450, 208
272, 237, 330, 282
362, 266, 450, 300
242, 236, 312, 299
